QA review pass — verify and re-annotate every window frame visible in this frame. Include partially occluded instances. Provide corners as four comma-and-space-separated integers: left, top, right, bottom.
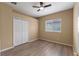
45, 18, 62, 32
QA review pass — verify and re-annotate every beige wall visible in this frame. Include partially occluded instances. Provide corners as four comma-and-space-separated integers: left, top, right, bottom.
39, 9, 73, 46
0, 3, 38, 50
73, 3, 79, 55
0, 4, 13, 50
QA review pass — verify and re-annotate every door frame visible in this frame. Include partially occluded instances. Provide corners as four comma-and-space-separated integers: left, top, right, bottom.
13, 16, 29, 47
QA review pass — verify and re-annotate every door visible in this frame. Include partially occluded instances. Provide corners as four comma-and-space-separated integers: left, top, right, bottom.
13, 17, 29, 47
22, 20, 29, 43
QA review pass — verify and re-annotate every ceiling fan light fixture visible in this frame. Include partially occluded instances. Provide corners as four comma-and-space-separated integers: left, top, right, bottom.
40, 7, 44, 10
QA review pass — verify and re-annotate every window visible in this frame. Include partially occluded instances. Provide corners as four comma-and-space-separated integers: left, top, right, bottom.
45, 18, 61, 32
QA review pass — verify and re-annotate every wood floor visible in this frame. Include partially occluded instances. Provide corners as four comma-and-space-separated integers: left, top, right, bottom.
1, 39, 73, 56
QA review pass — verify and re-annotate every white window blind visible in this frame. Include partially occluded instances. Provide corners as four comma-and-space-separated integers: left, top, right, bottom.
45, 18, 61, 32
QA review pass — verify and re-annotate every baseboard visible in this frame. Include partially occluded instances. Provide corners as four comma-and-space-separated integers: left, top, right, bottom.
40, 38, 72, 47
28, 39, 38, 42
0, 47, 13, 52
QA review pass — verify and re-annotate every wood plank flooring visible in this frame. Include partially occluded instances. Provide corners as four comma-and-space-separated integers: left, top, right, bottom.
1, 39, 73, 56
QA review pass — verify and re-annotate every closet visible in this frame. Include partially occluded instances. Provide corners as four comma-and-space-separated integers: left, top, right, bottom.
13, 17, 29, 47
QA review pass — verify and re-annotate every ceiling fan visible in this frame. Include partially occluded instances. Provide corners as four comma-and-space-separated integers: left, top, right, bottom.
32, 2, 52, 12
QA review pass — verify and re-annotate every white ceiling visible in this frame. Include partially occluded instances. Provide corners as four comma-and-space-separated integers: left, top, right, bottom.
5, 2, 74, 17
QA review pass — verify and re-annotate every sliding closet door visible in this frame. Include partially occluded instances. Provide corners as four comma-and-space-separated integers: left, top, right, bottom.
22, 20, 29, 44
13, 17, 29, 47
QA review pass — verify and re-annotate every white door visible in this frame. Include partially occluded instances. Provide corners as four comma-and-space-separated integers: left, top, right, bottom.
13, 17, 29, 47
22, 20, 29, 43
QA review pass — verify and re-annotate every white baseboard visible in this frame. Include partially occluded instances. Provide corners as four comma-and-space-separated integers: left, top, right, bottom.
28, 39, 38, 42
0, 47, 13, 52
40, 38, 72, 47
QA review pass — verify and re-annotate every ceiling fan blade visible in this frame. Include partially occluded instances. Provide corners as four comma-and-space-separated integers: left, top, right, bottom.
11, 2, 17, 5
37, 9, 40, 12
44, 4, 52, 8
32, 6, 40, 8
